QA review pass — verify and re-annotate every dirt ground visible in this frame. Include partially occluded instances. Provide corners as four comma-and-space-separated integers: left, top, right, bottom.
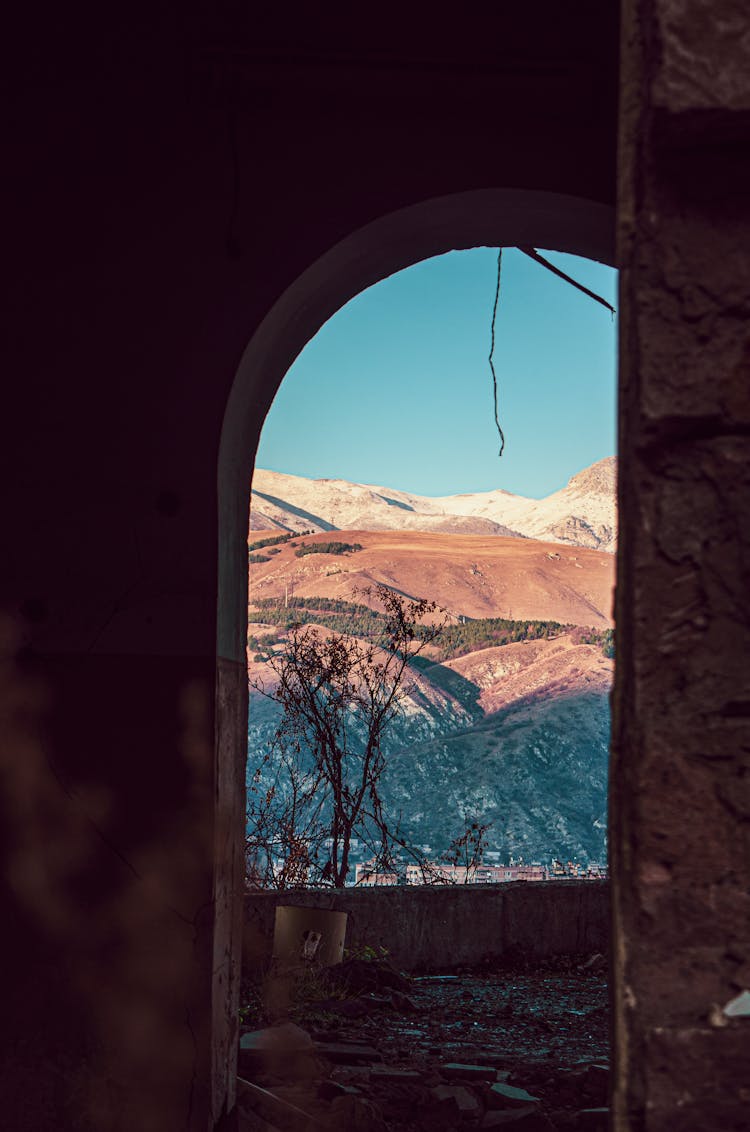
238, 953, 609, 1131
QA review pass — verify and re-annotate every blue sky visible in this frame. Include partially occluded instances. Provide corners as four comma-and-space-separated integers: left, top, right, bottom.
256, 248, 617, 500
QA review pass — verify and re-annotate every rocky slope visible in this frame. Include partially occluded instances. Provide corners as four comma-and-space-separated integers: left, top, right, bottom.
382, 683, 610, 865
247, 627, 612, 866
250, 457, 617, 552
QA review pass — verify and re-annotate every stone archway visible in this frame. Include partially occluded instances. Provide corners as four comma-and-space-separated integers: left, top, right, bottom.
215, 187, 616, 1121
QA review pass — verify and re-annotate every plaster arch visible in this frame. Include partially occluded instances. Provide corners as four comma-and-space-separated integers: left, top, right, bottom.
213, 188, 616, 1120
218, 187, 615, 662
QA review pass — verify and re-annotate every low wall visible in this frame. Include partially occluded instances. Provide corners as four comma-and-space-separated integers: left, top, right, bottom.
243, 880, 609, 972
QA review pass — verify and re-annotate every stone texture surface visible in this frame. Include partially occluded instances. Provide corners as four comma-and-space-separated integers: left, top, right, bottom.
613, 1, 750, 1127
652, 0, 750, 114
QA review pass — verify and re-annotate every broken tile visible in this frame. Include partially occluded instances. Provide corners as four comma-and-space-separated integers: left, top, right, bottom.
313, 1041, 383, 1065
487, 1083, 540, 1109
723, 989, 750, 1017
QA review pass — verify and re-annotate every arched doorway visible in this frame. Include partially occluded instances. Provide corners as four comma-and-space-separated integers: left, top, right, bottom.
215, 187, 615, 1119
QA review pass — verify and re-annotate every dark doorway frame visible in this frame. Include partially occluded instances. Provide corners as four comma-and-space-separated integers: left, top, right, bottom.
215, 187, 616, 1120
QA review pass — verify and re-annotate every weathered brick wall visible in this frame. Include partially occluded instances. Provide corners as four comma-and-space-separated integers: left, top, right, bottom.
613, 3, 750, 1128
243, 881, 609, 972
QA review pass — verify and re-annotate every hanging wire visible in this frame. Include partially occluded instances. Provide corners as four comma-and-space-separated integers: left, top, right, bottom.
519, 247, 616, 317
487, 247, 615, 459
488, 249, 505, 457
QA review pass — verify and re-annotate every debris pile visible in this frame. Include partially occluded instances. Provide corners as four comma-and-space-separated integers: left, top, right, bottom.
238, 954, 610, 1131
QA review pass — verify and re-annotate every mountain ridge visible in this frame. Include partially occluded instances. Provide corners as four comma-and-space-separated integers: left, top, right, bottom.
250, 456, 617, 552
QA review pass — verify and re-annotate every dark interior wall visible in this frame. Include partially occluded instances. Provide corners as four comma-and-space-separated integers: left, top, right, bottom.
1, 7, 624, 1131
612, 2, 750, 1129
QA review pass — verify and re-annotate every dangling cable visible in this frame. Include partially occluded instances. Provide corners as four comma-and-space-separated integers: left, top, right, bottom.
518, 247, 616, 316
488, 249, 505, 457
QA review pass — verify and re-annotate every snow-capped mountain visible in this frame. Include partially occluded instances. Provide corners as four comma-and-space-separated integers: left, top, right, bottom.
250, 457, 617, 552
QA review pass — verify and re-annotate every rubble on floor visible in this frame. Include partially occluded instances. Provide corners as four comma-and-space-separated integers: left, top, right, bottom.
238, 953, 609, 1131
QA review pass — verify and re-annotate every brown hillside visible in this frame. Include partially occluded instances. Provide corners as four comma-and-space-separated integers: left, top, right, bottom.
247, 529, 614, 627
445, 633, 613, 715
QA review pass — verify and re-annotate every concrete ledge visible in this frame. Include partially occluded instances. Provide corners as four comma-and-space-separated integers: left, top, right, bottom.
243, 880, 609, 972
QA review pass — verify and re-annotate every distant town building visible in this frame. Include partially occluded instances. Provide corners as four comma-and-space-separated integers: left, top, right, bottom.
354, 856, 607, 886
354, 861, 400, 886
